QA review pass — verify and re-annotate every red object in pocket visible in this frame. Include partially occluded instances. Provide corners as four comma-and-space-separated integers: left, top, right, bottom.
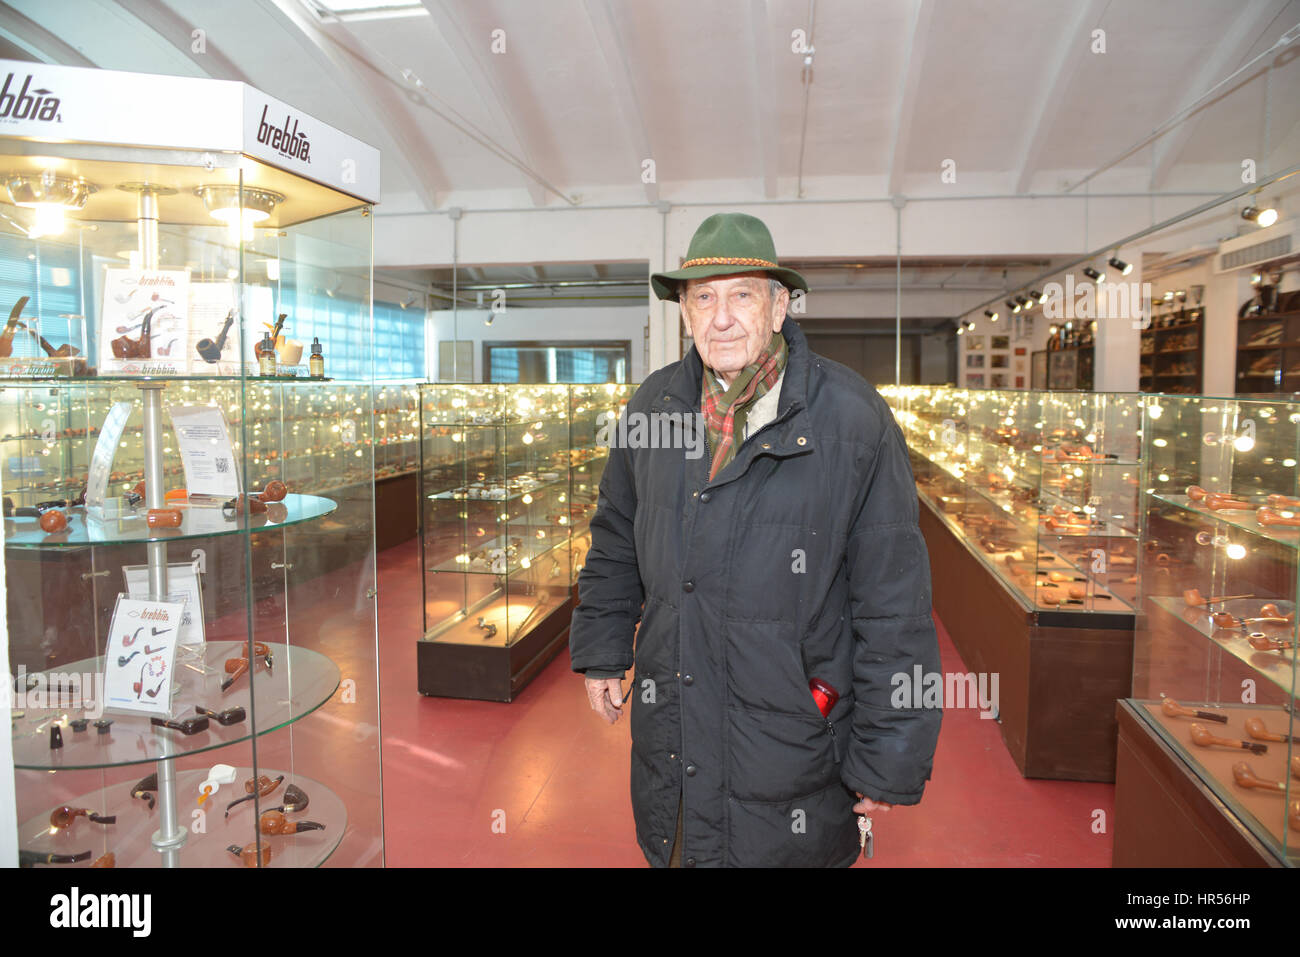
809, 677, 839, 718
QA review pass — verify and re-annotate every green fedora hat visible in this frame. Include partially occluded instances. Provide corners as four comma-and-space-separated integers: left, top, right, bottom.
650, 212, 809, 302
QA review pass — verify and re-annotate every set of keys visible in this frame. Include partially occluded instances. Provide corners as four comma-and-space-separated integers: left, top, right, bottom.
858, 815, 873, 859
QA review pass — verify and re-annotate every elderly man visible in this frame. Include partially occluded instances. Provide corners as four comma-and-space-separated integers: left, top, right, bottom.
570, 212, 941, 868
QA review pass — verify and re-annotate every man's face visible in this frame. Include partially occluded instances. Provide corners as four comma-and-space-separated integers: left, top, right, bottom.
680, 272, 789, 384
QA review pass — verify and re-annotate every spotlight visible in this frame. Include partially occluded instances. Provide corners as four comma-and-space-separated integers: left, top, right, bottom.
1107, 257, 1132, 276
1030, 290, 1045, 304
1242, 205, 1279, 228
956, 325, 965, 335
966, 320, 975, 330
1048, 324, 1059, 335
1006, 299, 1019, 314
1250, 272, 1263, 286
984, 309, 998, 322
1082, 266, 1104, 282
1015, 295, 1030, 310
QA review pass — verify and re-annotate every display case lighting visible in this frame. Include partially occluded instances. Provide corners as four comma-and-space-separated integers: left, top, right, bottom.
4, 172, 97, 239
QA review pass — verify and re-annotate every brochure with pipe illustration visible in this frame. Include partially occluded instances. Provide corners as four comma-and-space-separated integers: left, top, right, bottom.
103, 594, 186, 717
123, 558, 205, 646
97, 268, 190, 375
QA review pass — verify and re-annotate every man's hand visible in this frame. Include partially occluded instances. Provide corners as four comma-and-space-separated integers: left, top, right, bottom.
585, 676, 626, 724
853, 792, 894, 815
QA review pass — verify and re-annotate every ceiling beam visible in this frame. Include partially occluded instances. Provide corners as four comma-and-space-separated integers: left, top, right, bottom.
258, 0, 443, 212
115, 0, 251, 83
0, 3, 97, 66
886, 0, 935, 198
1149, 0, 1287, 190
582, 0, 657, 204
1012, 0, 1107, 194
747, 0, 779, 199
421, 0, 547, 206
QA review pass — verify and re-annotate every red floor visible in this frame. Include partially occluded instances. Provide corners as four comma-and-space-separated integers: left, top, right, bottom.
377, 539, 1115, 867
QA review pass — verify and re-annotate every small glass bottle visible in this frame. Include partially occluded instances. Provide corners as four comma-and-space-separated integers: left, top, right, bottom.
309, 337, 325, 379
257, 333, 277, 377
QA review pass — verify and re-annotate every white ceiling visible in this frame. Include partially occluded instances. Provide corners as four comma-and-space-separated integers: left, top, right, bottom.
3, 0, 1297, 211
3, 0, 1298, 324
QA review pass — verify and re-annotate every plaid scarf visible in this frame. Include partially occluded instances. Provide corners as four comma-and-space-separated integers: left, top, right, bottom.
701, 332, 788, 481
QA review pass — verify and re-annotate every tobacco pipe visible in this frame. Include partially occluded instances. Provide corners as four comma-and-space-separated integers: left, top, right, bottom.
1257, 507, 1300, 528
150, 715, 209, 735
253, 479, 287, 503
196, 309, 236, 363
18, 321, 79, 358
195, 704, 247, 726
1209, 613, 1291, 629
1267, 493, 1300, 509
1201, 495, 1258, 513
38, 509, 67, 533
0, 296, 30, 358
117, 650, 140, 667
1187, 485, 1251, 504
1257, 603, 1296, 624
1244, 717, 1295, 743
49, 806, 116, 828
219, 642, 272, 692
266, 783, 309, 814
259, 810, 325, 835
131, 773, 158, 811
227, 842, 271, 868
146, 507, 183, 529
111, 298, 166, 359
224, 774, 286, 818
1189, 722, 1267, 753
91, 853, 115, 868
1231, 762, 1286, 792
1160, 698, 1228, 724
1247, 634, 1293, 652
1183, 589, 1254, 607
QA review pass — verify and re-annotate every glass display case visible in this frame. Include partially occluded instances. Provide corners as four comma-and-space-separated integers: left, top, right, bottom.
373, 382, 422, 481
2, 61, 382, 868
882, 385, 1142, 618
416, 382, 633, 701
1128, 393, 1298, 865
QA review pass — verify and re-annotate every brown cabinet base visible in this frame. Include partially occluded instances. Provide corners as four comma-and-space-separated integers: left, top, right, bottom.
417, 592, 574, 702
1113, 700, 1278, 867
918, 498, 1134, 781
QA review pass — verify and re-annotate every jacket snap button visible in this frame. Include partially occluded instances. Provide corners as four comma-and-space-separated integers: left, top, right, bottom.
796, 436, 807, 446
683, 581, 695, 593
682, 674, 694, 686
685, 764, 697, 776
692, 490, 698, 498
760, 442, 771, 450
699, 491, 711, 503
685, 858, 697, 867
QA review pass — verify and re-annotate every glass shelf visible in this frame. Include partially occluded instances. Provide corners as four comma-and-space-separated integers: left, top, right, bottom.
17, 768, 346, 868
3, 493, 336, 548
1150, 491, 1300, 551
11, 641, 341, 770
1147, 596, 1297, 697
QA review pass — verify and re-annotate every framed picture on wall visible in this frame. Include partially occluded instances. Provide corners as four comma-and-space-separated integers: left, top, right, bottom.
967, 335, 985, 350
990, 354, 1008, 368
967, 373, 985, 388
966, 354, 985, 368
991, 335, 1010, 350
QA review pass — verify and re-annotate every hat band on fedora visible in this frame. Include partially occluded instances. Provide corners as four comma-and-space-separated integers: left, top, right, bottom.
680, 256, 779, 269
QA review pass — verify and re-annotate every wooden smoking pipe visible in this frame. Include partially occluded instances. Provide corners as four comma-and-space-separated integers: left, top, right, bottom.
227, 842, 272, 868
1257, 506, 1300, 527
38, 509, 67, 533
1291, 801, 1300, 832
1067, 585, 1087, 600
146, 508, 183, 529
1258, 603, 1295, 622
1247, 634, 1294, 652
0, 296, 28, 358
1231, 762, 1286, 793
1183, 589, 1254, 607
1202, 495, 1258, 513
258, 810, 325, 835
219, 643, 272, 692
253, 479, 287, 503
1189, 722, 1267, 754
1161, 698, 1228, 724
1048, 571, 1085, 583
1244, 717, 1296, 743
1187, 485, 1251, 504
1266, 493, 1300, 509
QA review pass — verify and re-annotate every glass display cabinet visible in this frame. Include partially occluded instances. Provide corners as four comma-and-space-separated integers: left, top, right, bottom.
1119, 393, 1298, 866
2, 61, 383, 868
883, 385, 1142, 616
881, 384, 1140, 782
416, 382, 633, 701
